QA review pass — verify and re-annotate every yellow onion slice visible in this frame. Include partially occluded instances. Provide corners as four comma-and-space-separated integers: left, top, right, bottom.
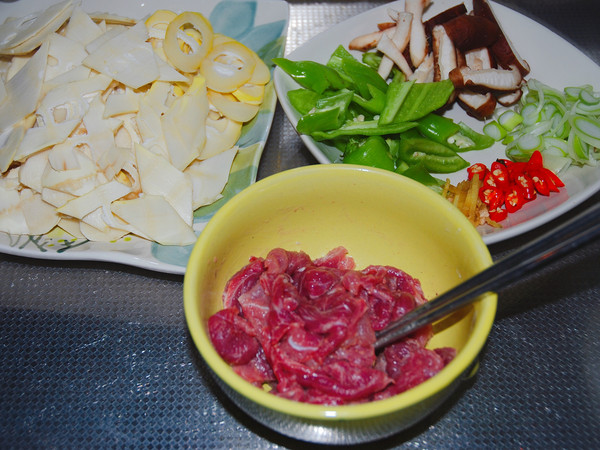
207, 89, 259, 122
249, 54, 271, 85
145, 10, 177, 40
201, 41, 256, 93
212, 33, 235, 46
233, 83, 265, 105
164, 12, 213, 73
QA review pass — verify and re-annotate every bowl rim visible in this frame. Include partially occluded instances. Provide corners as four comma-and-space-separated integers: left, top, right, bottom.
184, 164, 497, 420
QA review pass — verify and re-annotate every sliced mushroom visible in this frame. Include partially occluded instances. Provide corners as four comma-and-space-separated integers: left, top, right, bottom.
377, 22, 396, 31
348, 30, 383, 52
495, 88, 523, 106
449, 64, 522, 91
424, 3, 467, 47
376, 11, 412, 79
456, 47, 497, 118
457, 91, 497, 119
405, 0, 431, 68
432, 25, 457, 82
472, 0, 530, 76
408, 53, 434, 83
442, 14, 500, 52
348, 27, 395, 52
464, 47, 494, 71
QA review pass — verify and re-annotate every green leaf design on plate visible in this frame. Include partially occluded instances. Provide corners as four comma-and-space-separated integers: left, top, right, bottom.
239, 21, 287, 53
209, 1, 257, 40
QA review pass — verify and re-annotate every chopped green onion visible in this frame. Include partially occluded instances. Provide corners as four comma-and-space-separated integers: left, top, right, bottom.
568, 130, 590, 160
542, 154, 571, 174
525, 120, 554, 136
498, 110, 523, 131
502, 134, 515, 145
521, 103, 541, 126
544, 137, 569, 156
575, 101, 600, 115
565, 86, 582, 101
483, 120, 507, 141
550, 112, 569, 139
578, 89, 599, 105
571, 115, 600, 148
515, 133, 543, 152
503, 79, 600, 167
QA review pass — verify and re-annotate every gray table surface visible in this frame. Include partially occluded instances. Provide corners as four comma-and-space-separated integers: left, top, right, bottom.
2, 1, 600, 448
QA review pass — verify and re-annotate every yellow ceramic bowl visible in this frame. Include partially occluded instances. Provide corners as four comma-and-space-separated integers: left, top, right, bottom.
184, 164, 496, 444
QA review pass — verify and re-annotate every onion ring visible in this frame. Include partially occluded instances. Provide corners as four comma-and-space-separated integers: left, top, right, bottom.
201, 41, 256, 93
164, 12, 213, 73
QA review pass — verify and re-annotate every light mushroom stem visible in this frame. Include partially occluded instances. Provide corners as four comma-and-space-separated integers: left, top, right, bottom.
405, 0, 431, 68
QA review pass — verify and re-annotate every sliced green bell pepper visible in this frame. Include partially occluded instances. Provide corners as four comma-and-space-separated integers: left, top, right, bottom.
273, 58, 351, 94
310, 120, 417, 141
287, 88, 320, 115
343, 135, 395, 171
416, 113, 461, 144
450, 122, 495, 151
379, 76, 415, 126
397, 129, 469, 173
362, 51, 382, 71
351, 84, 387, 115
296, 89, 354, 134
327, 45, 389, 99
416, 114, 494, 152
392, 80, 455, 123
398, 162, 446, 193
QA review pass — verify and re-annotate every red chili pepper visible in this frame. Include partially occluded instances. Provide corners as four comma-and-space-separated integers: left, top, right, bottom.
507, 161, 527, 181
544, 172, 560, 193
488, 206, 508, 222
529, 170, 550, 196
496, 158, 513, 167
505, 186, 525, 212
541, 167, 565, 188
467, 150, 565, 224
514, 173, 536, 201
479, 186, 504, 210
490, 161, 510, 189
467, 163, 488, 181
483, 172, 498, 189
527, 150, 544, 170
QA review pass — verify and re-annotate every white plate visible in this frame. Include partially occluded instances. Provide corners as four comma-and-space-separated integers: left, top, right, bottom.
0, 0, 289, 274
274, 0, 600, 245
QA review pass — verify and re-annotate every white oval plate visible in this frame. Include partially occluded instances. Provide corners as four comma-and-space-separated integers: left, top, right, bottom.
0, 0, 289, 274
274, 0, 600, 245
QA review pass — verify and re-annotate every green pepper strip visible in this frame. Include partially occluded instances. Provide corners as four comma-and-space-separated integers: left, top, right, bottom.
397, 130, 469, 173
398, 162, 446, 193
342, 135, 395, 171
416, 114, 494, 152
362, 51, 382, 70
352, 84, 387, 115
416, 113, 461, 144
296, 89, 354, 134
327, 45, 389, 99
392, 79, 455, 123
287, 88, 320, 115
310, 120, 417, 141
273, 58, 350, 94
379, 78, 415, 125
451, 122, 495, 151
